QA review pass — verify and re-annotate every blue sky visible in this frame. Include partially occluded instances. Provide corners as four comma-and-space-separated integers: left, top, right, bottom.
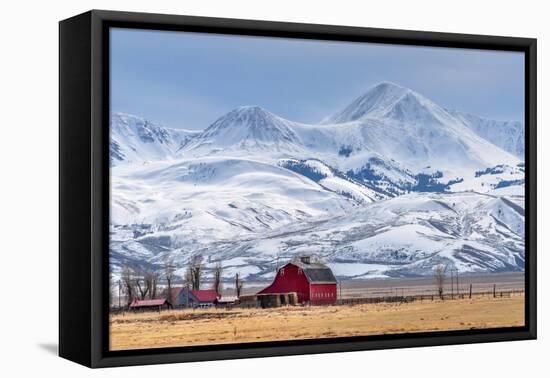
110, 28, 524, 130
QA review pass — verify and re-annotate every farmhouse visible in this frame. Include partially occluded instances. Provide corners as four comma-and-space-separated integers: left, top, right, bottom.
129, 298, 172, 311
168, 287, 220, 308
258, 256, 338, 305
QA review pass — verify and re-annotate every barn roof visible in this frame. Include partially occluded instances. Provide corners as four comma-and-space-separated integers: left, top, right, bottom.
170, 287, 184, 298
129, 298, 169, 308
289, 261, 337, 284
190, 289, 219, 302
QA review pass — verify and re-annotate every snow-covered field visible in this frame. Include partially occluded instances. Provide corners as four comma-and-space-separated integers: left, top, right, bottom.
110, 82, 525, 280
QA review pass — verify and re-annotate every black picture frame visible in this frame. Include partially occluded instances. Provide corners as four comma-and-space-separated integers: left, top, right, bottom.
59, 9, 537, 368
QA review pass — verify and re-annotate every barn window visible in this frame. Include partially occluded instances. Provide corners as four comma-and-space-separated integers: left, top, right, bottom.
298, 268, 302, 274
280, 268, 285, 276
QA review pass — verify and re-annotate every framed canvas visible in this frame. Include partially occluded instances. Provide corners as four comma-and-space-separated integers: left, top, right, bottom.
59, 10, 537, 368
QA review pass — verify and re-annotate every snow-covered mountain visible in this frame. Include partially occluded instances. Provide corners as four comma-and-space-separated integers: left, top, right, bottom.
180, 106, 305, 156
447, 109, 525, 158
110, 112, 199, 166
109, 82, 526, 279
169, 83, 522, 196
323, 83, 524, 160
322, 81, 431, 123
317, 82, 520, 173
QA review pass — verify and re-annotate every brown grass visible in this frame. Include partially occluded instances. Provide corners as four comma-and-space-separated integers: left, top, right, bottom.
110, 294, 524, 351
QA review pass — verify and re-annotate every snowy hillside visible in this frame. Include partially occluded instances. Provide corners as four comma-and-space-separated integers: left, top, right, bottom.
111, 180, 525, 279
109, 82, 526, 279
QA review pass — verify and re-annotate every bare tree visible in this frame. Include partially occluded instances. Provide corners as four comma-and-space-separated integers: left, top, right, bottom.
164, 257, 176, 304
185, 264, 194, 289
433, 264, 447, 300
146, 270, 159, 299
235, 273, 244, 298
121, 265, 135, 307
213, 263, 223, 296
192, 263, 202, 291
109, 269, 113, 308
185, 257, 203, 291
133, 268, 149, 300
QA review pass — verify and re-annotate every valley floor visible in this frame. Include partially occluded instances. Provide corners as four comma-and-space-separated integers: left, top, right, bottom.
110, 293, 524, 351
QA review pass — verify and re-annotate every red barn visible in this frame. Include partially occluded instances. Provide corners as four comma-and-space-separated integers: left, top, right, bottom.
258, 256, 338, 305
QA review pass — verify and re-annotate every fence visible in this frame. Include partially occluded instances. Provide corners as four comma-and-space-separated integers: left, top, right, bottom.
337, 288, 524, 306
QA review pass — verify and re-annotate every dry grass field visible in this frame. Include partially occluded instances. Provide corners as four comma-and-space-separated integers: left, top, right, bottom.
110, 294, 524, 351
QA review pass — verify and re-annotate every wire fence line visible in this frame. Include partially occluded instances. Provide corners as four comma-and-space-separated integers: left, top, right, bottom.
337, 288, 524, 305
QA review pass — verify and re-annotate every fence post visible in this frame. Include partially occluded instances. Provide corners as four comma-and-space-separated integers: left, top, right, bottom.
469, 284, 472, 299
451, 275, 454, 300
456, 271, 459, 296
493, 284, 496, 298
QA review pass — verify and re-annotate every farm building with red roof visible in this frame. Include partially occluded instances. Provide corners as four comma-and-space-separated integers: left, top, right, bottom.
167, 288, 220, 308
129, 298, 172, 311
258, 256, 338, 305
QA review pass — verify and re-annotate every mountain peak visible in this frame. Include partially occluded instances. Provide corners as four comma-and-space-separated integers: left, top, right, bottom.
371, 81, 408, 92
322, 82, 436, 124
236, 105, 267, 112
186, 105, 302, 151
205, 105, 280, 132
230, 105, 275, 120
